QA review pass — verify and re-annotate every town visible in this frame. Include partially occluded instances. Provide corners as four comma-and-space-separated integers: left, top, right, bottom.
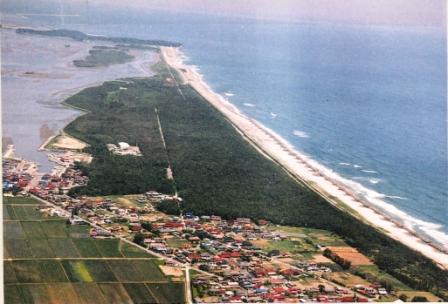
2, 147, 405, 303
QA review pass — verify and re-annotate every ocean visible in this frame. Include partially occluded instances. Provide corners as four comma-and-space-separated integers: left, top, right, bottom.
2, 8, 447, 245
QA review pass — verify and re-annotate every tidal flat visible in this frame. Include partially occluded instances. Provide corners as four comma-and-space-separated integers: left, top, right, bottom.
1, 28, 157, 171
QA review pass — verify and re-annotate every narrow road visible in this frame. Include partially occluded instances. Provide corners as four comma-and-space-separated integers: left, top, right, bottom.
162, 57, 185, 100
154, 107, 177, 196
185, 265, 193, 304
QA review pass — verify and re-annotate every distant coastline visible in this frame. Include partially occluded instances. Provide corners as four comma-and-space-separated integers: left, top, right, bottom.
15, 28, 182, 47
160, 46, 448, 270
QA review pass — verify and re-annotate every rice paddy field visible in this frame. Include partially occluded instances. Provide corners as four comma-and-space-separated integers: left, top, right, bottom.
3, 196, 186, 304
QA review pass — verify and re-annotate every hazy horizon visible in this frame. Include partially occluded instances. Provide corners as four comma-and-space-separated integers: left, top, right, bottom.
1, 0, 446, 28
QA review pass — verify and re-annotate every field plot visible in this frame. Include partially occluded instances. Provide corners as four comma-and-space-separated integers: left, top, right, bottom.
72, 238, 103, 257
41, 220, 69, 238
95, 238, 124, 257
124, 283, 158, 303
326, 247, 373, 266
121, 242, 156, 258
47, 283, 84, 304
147, 283, 185, 304
5, 239, 33, 259
27, 239, 56, 258
3, 196, 40, 205
3, 196, 185, 303
73, 283, 109, 304
48, 238, 81, 258
21, 221, 46, 239
98, 283, 134, 303
4, 221, 26, 239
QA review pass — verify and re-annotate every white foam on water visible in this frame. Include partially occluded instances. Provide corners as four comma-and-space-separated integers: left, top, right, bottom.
292, 130, 309, 138
224, 92, 234, 97
362, 169, 377, 174
384, 195, 408, 200
243, 103, 255, 107
369, 178, 381, 184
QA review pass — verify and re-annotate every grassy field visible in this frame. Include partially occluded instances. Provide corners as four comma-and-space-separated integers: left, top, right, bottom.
166, 238, 188, 249
3, 196, 185, 303
270, 225, 348, 247
352, 265, 412, 291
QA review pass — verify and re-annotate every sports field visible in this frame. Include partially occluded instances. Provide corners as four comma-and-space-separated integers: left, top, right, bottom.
3, 196, 185, 304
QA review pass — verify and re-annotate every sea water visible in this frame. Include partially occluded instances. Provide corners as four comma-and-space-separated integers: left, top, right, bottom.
3, 8, 447, 243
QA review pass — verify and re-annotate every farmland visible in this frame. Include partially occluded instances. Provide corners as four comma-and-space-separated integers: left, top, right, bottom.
3, 196, 185, 304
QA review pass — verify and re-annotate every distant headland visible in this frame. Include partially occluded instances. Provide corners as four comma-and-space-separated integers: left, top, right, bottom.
16, 28, 182, 47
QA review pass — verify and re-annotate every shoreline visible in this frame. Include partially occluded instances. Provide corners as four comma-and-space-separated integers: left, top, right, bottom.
2, 25, 157, 174
160, 46, 448, 270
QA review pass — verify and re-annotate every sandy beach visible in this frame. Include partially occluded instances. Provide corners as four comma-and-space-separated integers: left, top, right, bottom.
161, 46, 448, 269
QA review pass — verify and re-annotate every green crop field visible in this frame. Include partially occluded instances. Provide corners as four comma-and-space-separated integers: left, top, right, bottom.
98, 283, 134, 303
48, 238, 81, 258
5, 239, 33, 259
4, 221, 25, 239
121, 242, 156, 258
124, 283, 158, 303
83, 260, 118, 282
3, 196, 40, 205
3, 196, 185, 303
147, 283, 185, 304
21, 221, 46, 238
27, 239, 56, 258
41, 220, 69, 238
72, 238, 103, 257
95, 238, 124, 258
